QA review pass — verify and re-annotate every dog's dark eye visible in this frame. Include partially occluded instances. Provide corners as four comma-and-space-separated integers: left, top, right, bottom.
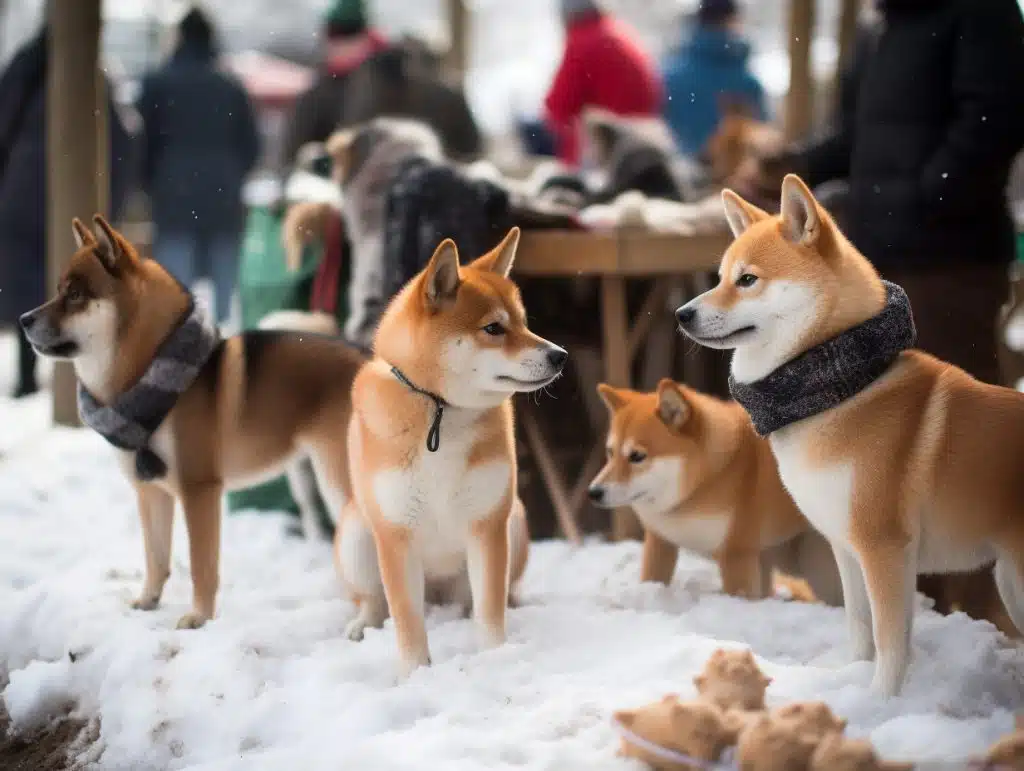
65, 286, 83, 304
482, 322, 505, 336
736, 273, 758, 288
628, 450, 647, 464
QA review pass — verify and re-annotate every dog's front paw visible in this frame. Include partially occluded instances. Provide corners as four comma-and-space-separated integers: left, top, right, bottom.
130, 594, 161, 611
175, 611, 211, 630
479, 623, 506, 650
345, 618, 367, 642
398, 650, 431, 680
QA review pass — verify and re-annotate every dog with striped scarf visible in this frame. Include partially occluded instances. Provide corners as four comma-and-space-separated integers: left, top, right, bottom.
20, 215, 367, 630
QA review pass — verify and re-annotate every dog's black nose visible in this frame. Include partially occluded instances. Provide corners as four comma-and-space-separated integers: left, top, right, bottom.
676, 306, 696, 327
547, 347, 569, 369
587, 486, 605, 504
19, 312, 35, 331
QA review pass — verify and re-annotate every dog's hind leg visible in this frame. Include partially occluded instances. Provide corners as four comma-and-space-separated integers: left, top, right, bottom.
285, 455, 331, 541
994, 549, 1024, 635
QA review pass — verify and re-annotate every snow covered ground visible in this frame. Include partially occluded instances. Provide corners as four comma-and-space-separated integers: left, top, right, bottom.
0, 351, 1022, 769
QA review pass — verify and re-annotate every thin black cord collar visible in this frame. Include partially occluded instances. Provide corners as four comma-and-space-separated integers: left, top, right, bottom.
390, 365, 447, 452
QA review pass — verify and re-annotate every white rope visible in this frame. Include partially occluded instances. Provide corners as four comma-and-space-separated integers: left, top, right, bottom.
609, 717, 736, 770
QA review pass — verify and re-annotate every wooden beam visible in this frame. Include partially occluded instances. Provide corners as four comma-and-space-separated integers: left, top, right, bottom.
836, 0, 861, 77
784, 0, 815, 142
47, 0, 104, 426
444, 0, 468, 86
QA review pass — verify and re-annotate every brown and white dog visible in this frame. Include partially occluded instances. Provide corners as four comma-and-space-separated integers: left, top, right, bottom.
335, 227, 566, 676
677, 174, 1024, 696
20, 216, 366, 629
588, 379, 841, 605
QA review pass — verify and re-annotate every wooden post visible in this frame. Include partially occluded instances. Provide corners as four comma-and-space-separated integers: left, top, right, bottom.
47, 0, 105, 426
444, 0, 468, 86
601, 275, 643, 542
784, 0, 815, 142
836, 0, 860, 85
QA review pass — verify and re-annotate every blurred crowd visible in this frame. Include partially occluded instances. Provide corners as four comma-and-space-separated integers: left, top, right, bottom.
1, 0, 1024, 411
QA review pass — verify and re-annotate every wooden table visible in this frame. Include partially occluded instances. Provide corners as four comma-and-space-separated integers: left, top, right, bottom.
513, 230, 732, 542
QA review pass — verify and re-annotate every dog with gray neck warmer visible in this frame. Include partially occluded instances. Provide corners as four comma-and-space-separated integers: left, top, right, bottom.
677, 174, 1024, 698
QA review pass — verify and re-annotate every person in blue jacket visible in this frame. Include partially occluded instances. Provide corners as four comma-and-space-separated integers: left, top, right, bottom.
136, 6, 259, 326
661, 0, 767, 158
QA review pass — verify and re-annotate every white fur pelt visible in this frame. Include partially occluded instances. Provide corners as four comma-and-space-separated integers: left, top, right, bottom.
578, 191, 729, 236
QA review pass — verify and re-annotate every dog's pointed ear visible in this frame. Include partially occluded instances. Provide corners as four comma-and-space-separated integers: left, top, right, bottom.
721, 189, 769, 238
779, 174, 821, 247
656, 379, 690, 430
424, 239, 461, 310
471, 227, 520, 277
91, 214, 136, 273
71, 218, 96, 250
597, 383, 627, 412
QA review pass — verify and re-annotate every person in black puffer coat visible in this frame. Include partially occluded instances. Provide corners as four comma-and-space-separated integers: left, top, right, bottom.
742, 0, 1024, 642
0, 25, 133, 398
750, 0, 1024, 387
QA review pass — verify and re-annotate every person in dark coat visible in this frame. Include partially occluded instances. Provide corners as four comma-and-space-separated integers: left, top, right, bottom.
748, 0, 1024, 386
741, 0, 1024, 635
135, 6, 259, 324
0, 26, 132, 398
279, 0, 389, 168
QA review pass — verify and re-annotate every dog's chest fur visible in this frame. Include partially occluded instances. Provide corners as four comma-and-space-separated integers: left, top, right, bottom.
769, 419, 854, 545
368, 405, 512, 577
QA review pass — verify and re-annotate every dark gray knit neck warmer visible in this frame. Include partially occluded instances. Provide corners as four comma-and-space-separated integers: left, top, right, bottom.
77, 299, 221, 481
729, 281, 916, 437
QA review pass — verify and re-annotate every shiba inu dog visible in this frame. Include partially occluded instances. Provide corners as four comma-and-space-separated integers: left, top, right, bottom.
676, 174, 1024, 696
588, 380, 841, 606
20, 216, 366, 630
336, 226, 566, 676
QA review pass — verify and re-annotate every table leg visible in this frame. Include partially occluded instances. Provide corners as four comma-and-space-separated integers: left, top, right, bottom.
601, 276, 644, 541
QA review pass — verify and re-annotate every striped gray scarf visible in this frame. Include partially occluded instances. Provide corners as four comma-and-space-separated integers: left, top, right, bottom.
77, 300, 221, 481
729, 281, 917, 436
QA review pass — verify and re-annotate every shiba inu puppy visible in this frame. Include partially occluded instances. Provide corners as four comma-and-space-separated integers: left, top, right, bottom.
676, 174, 1024, 696
588, 379, 842, 605
336, 226, 566, 676
20, 216, 366, 629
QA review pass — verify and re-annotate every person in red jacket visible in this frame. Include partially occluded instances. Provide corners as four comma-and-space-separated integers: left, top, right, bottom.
544, 0, 663, 167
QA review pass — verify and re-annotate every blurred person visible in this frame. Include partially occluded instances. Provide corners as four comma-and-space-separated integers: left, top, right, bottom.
280, 0, 388, 168
340, 42, 482, 161
543, 0, 662, 168
136, 5, 259, 325
661, 0, 768, 158
743, 0, 1024, 387
0, 24, 132, 398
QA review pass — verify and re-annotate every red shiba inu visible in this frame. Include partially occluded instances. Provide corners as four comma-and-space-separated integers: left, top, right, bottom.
335, 227, 566, 676
20, 216, 366, 630
588, 379, 841, 605
677, 174, 1024, 696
